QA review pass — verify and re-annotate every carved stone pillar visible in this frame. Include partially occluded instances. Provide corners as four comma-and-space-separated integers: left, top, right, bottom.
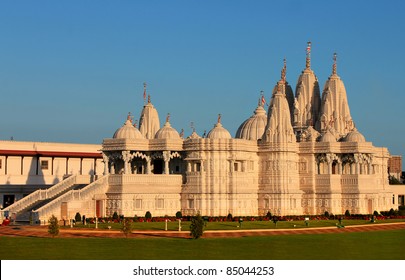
163, 151, 170, 174
122, 151, 131, 175
146, 157, 151, 174
326, 153, 333, 174
102, 153, 109, 175
354, 154, 360, 175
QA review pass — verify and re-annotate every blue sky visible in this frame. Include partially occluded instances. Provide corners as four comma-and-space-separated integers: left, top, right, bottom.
0, 1, 404, 166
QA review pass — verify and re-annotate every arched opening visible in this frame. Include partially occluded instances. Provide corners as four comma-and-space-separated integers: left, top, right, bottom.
332, 161, 338, 174
152, 159, 164, 174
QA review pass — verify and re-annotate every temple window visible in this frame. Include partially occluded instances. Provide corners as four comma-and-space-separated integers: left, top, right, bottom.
265, 199, 270, 209
188, 199, 194, 209
195, 162, 201, 172
156, 199, 164, 209
40, 160, 49, 170
135, 199, 142, 209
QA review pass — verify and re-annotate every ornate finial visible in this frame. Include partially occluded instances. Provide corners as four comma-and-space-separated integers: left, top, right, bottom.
147, 94, 151, 103
180, 128, 184, 138
202, 130, 207, 138
277, 82, 283, 93
260, 90, 266, 106
134, 119, 138, 128
306, 41, 311, 69
143, 82, 147, 102
332, 52, 337, 75
127, 112, 134, 124
166, 113, 170, 123
281, 58, 287, 82
217, 114, 222, 124
190, 121, 195, 132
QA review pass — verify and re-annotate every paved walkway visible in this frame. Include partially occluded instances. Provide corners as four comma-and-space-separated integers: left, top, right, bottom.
1, 222, 404, 239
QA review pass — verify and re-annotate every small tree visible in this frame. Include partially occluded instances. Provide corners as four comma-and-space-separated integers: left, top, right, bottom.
112, 211, 119, 220
373, 210, 379, 216
75, 212, 81, 223
344, 210, 351, 217
227, 213, 233, 221
145, 211, 152, 220
175, 211, 182, 219
266, 211, 272, 219
324, 211, 330, 218
121, 218, 133, 238
190, 212, 204, 239
48, 215, 59, 238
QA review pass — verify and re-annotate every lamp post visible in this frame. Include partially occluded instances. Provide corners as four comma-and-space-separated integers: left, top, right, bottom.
94, 199, 98, 229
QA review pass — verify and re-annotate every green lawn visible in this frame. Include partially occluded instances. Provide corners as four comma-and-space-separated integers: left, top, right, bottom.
1, 229, 404, 260
67, 218, 405, 231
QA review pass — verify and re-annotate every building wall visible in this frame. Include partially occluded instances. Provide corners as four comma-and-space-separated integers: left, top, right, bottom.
0, 140, 103, 208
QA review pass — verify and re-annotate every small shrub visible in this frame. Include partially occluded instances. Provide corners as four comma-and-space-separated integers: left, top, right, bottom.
75, 212, 81, 222
121, 218, 133, 238
112, 212, 119, 220
373, 210, 379, 216
324, 211, 330, 218
48, 215, 59, 238
190, 212, 204, 239
344, 210, 351, 217
175, 211, 182, 219
145, 211, 152, 220
266, 211, 272, 219
227, 213, 233, 221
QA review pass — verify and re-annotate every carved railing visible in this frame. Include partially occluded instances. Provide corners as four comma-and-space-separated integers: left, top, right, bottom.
108, 174, 182, 186
34, 175, 109, 221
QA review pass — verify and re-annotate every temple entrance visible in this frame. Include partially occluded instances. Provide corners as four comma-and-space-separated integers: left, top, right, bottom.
96, 200, 102, 217
61, 202, 68, 220
368, 199, 373, 214
3, 195, 15, 208
153, 159, 163, 174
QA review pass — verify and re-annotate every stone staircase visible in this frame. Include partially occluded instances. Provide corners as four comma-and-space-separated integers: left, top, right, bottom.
1, 175, 92, 222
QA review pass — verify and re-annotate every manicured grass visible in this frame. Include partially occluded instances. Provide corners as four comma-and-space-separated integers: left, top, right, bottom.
1, 229, 404, 260
67, 219, 405, 231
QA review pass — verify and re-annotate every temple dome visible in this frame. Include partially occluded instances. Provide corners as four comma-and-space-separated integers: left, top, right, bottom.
319, 129, 336, 142
207, 115, 232, 139
207, 123, 232, 139
235, 105, 267, 140
113, 119, 144, 139
343, 128, 366, 143
154, 121, 181, 140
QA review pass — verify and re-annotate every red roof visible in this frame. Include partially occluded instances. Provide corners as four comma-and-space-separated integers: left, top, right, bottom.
0, 149, 102, 158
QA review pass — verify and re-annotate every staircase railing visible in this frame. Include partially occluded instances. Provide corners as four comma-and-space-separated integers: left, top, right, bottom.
1, 175, 91, 215
34, 175, 109, 222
